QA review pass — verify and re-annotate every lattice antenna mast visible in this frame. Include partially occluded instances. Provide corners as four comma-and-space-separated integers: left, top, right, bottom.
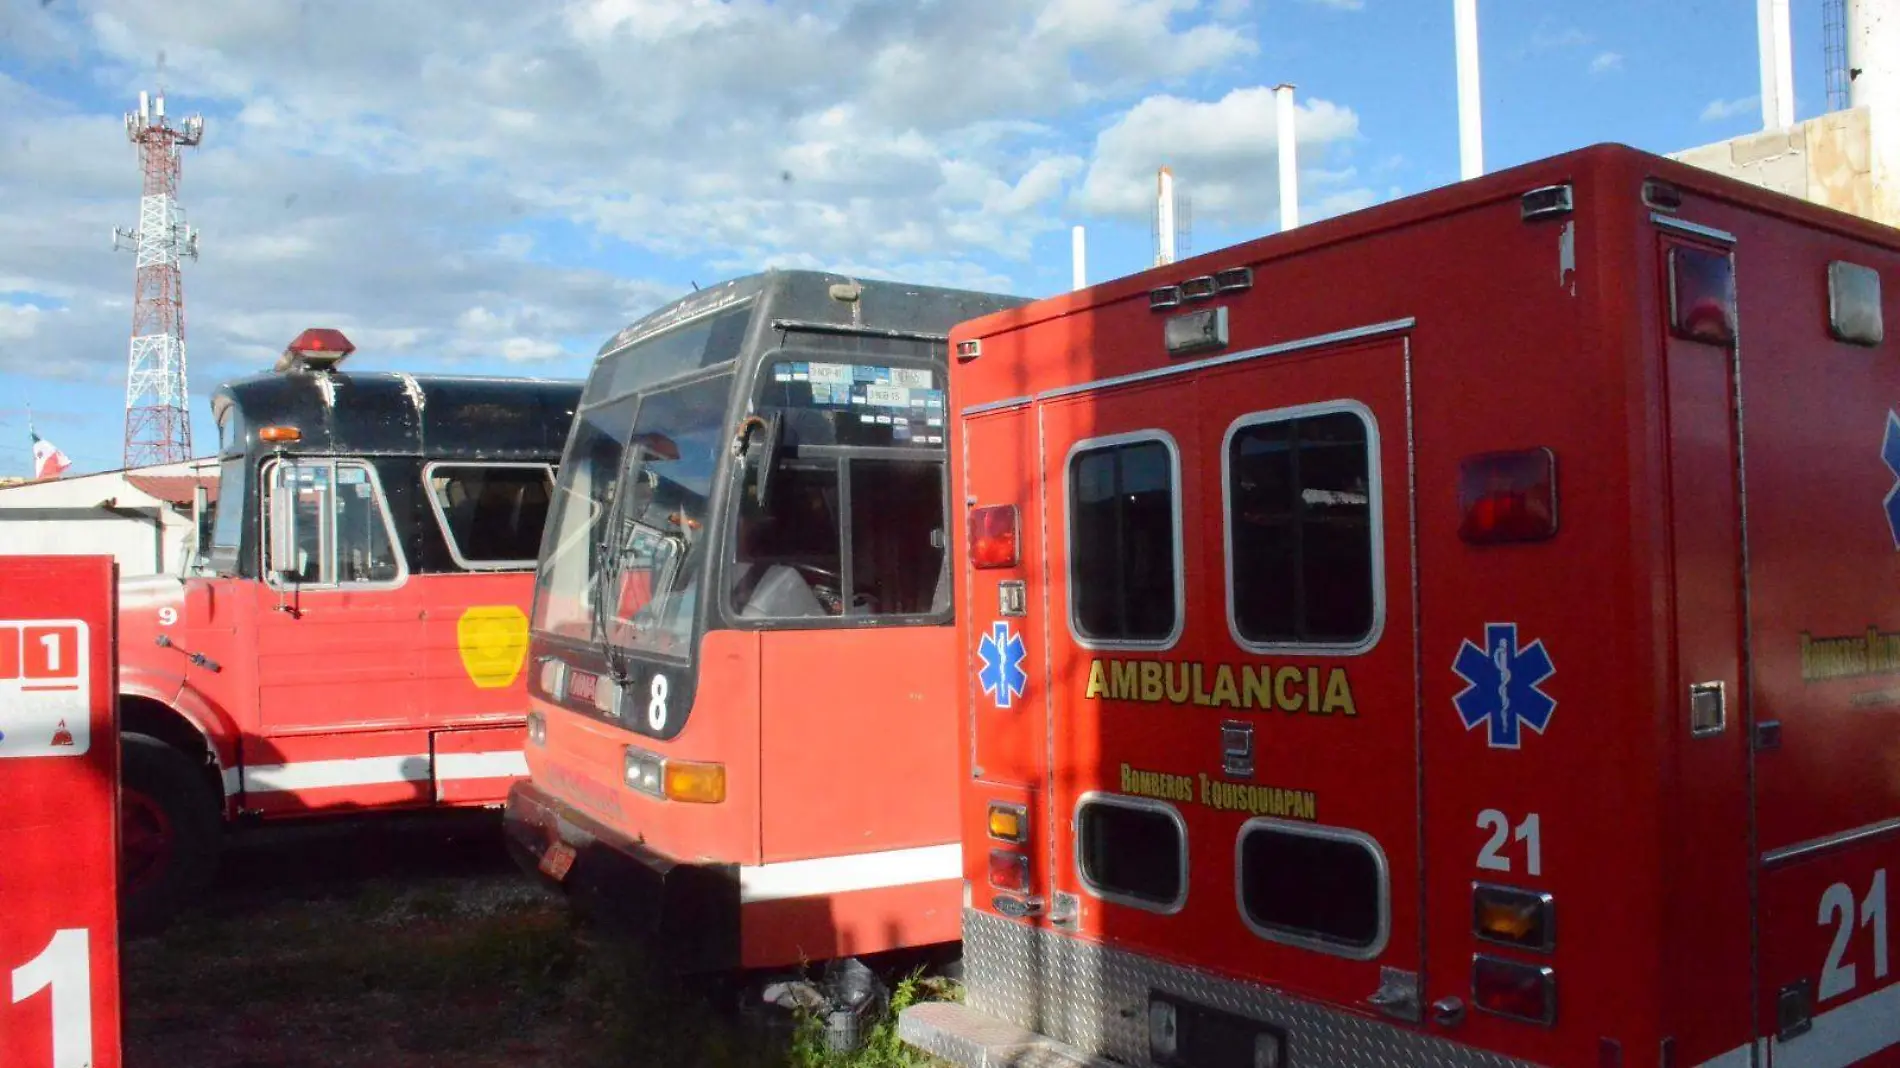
113, 87, 203, 468
1823, 0, 1851, 112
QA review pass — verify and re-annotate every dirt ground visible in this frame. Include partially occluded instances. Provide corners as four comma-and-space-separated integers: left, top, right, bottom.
120, 811, 935, 1068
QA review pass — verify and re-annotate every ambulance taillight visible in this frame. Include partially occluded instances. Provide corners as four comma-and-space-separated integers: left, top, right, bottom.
1472, 955, 1557, 1026
1458, 449, 1558, 544
970, 505, 1019, 569
987, 848, 1029, 892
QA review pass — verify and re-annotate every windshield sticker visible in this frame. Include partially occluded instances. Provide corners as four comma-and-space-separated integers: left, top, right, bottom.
1452, 623, 1556, 749
808, 362, 853, 386
770, 361, 946, 447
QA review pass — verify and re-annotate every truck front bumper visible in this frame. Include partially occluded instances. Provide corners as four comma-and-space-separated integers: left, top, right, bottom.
502, 780, 740, 972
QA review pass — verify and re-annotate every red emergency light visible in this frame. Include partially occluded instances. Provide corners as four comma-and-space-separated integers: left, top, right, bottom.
1459, 448, 1558, 545
969, 504, 1019, 569
275, 328, 356, 373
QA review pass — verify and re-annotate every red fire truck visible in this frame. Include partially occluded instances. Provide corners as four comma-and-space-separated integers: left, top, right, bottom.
115, 329, 579, 932
900, 143, 1900, 1068
504, 270, 1025, 972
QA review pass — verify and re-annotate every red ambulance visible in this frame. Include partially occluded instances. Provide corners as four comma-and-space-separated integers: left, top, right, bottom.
901, 143, 1900, 1067
504, 270, 1025, 972
114, 329, 578, 932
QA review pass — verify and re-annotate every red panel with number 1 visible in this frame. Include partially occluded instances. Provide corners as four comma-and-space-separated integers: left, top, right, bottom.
0, 556, 120, 1068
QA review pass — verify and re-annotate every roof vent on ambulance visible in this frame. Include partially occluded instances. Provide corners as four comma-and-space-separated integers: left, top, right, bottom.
274, 327, 356, 374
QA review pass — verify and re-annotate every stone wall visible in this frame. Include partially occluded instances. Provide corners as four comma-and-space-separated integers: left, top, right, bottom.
1671, 106, 1897, 229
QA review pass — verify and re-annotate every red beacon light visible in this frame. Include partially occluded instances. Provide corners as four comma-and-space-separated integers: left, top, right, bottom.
274, 328, 357, 374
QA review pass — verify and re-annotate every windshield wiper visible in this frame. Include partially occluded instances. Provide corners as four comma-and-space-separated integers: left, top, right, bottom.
589, 476, 639, 683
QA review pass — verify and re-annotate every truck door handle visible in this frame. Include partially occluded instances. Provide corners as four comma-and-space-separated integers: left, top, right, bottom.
1689, 681, 1726, 736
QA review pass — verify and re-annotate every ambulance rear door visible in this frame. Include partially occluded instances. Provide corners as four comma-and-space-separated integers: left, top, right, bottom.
1035, 321, 1425, 1027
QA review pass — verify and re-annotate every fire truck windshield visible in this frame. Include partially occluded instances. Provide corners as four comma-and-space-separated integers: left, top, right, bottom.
534, 370, 733, 660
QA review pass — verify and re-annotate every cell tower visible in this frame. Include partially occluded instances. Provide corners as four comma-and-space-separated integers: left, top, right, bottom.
113, 88, 203, 468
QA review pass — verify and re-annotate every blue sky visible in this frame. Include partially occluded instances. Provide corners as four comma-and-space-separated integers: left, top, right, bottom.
0, 0, 1822, 477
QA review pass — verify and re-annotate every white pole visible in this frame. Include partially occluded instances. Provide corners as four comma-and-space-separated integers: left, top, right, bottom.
1275, 83, 1299, 231
1156, 167, 1176, 266
1758, 0, 1795, 129
1454, 0, 1483, 180
1848, 0, 1898, 111
1071, 226, 1086, 291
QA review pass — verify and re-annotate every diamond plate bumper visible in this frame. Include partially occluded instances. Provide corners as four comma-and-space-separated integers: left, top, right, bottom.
906, 908, 1539, 1068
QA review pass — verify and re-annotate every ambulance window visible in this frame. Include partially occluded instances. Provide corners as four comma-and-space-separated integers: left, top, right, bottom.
426, 463, 555, 570
1226, 409, 1377, 648
1237, 821, 1388, 959
1067, 434, 1182, 647
1075, 795, 1187, 913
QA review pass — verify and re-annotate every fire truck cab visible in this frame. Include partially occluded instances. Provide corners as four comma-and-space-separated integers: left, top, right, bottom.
505, 270, 1026, 972
115, 329, 579, 932
902, 144, 1900, 1067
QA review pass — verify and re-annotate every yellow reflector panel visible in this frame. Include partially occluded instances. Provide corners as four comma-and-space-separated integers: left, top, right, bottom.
1477, 900, 1537, 939
1472, 883, 1554, 952
988, 803, 1026, 842
664, 761, 726, 804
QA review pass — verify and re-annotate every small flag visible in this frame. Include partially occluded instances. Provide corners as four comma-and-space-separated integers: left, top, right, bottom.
30, 430, 71, 480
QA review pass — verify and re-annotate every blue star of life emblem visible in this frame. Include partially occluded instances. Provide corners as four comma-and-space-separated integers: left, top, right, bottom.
977, 620, 1028, 709
1452, 623, 1556, 750
1882, 411, 1900, 549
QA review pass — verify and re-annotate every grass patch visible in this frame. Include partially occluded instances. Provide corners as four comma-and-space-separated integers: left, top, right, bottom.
125, 872, 954, 1068
787, 973, 947, 1068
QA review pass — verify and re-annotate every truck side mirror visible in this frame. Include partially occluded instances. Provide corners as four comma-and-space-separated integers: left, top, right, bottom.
267, 461, 301, 582
191, 483, 212, 572
735, 410, 784, 511
646, 534, 687, 621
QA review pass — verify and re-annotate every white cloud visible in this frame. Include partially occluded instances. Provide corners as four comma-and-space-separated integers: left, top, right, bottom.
1701, 95, 1761, 122
1074, 87, 1366, 225
1530, 24, 1593, 51
0, 302, 49, 343
1589, 51, 1623, 74
0, 0, 1285, 419
1301, 0, 1364, 9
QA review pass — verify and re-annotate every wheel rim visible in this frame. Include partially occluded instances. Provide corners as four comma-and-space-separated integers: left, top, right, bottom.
121, 788, 174, 894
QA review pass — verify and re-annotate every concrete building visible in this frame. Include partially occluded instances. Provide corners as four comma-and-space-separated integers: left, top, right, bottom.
0, 459, 218, 577
1672, 105, 1898, 229
1672, 0, 1897, 228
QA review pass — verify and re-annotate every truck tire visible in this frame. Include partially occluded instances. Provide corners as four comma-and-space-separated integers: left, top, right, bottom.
120, 733, 220, 937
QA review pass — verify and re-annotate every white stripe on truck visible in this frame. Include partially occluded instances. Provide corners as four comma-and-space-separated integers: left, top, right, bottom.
738, 844, 962, 903
228, 750, 527, 795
